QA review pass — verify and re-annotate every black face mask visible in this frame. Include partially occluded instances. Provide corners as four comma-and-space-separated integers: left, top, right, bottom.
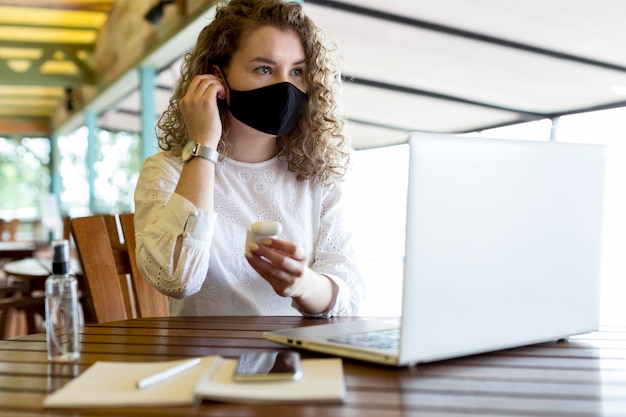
222, 74, 306, 136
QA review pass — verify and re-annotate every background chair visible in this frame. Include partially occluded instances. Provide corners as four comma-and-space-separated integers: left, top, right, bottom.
70, 214, 169, 323
0, 218, 41, 338
0, 219, 19, 241
0, 289, 45, 339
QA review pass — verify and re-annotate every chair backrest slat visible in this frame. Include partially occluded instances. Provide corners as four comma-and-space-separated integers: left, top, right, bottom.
71, 213, 169, 324
119, 213, 169, 318
71, 216, 128, 323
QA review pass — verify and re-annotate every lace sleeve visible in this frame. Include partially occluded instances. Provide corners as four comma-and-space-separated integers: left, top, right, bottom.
308, 182, 365, 316
134, 153, 217, 298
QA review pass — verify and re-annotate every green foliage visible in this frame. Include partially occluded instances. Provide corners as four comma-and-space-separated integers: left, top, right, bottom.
92, 130, 142, 214
0, 138, 50, 216
1, 128, 143, 219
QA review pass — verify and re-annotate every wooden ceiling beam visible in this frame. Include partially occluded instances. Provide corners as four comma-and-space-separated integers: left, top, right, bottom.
0, 1, 113, 13
0, 68, 93, 86
0, 40, 94, 50
0, 117, 50, 136
0, 21, 100, 30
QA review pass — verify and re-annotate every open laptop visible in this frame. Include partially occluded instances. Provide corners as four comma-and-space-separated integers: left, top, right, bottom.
264, 132, 605, 366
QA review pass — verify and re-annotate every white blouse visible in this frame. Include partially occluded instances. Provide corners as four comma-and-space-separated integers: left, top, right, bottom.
134, 151, 364, 317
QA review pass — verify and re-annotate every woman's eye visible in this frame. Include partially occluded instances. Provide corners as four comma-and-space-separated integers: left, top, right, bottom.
255, 66, 271, 75
291, 68, 303, 77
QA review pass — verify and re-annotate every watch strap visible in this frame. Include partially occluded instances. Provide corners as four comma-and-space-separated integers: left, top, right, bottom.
191, 142, 219, 164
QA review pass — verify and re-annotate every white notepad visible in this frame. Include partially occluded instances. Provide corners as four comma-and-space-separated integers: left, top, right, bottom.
43, 356, 345, 408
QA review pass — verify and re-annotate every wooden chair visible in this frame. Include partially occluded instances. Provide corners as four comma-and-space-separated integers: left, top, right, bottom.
0, 292, 45, 339
70, 214, 169, 323
6, 219, 19, 241
118, 213, 170, 319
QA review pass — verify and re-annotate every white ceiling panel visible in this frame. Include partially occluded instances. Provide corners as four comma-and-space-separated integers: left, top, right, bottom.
346, 122, 408, 150
341, 83, 524, 133
99, 109, 140, 133
304, 3, 626, 114
338, 0, 626, 67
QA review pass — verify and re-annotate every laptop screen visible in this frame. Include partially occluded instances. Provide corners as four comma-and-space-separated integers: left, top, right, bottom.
399, 133, 605, 364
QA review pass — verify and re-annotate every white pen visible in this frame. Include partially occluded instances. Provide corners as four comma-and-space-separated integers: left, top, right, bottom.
136, 358, 202, 390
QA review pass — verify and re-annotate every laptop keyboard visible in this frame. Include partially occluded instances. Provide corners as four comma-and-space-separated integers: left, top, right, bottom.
329, 327, 400, 350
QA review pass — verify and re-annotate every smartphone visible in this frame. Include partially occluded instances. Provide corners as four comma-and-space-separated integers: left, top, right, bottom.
233, 351, 302, 382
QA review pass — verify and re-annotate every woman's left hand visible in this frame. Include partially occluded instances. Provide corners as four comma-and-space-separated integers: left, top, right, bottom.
245, 238, 338, 314
245, 238, 310, 298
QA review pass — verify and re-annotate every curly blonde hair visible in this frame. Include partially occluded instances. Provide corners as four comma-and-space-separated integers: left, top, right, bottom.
157, 0, 350, 185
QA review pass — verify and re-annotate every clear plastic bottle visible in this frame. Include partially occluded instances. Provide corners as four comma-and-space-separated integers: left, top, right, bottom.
45, 239, 80, 361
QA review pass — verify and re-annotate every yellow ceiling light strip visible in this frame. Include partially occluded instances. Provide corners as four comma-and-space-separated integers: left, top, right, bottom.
0, 86, 65, 97
0, 97, 59, 107
40, 60, 80, 75
0, 6, 107, 28
0, 48, 43, 59
41, 0, 116, 11
6, 60, 32, 73
0, 27, 96, 44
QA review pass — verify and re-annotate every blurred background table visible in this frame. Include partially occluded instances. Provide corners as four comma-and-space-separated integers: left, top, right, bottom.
1, 257, 82, 338
2, 257, 82, 286
0, 241, 38, 260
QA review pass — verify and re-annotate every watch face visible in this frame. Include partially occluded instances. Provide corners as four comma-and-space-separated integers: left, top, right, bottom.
182, 140, 196, 162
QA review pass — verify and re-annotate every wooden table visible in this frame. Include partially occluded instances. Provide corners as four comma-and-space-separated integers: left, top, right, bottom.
1, 257, 83, 335
0, 241, 37, 260
0, 316, 624, 416
2, 257, 82, 287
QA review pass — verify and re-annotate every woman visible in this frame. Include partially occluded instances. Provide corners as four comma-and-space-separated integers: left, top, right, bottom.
134, 0, 363, 317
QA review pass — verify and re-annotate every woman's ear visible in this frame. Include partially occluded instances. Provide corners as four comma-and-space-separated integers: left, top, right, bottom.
212, 64, 228, 102
212, 64, 225, 81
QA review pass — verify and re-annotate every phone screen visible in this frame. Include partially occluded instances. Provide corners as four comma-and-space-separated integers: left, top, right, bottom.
233, 351, 302, 381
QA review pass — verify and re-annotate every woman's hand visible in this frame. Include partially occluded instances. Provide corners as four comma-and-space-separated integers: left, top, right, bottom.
178, 74, 225, 147
174, 74, 225, 216
245, 239, 338, 314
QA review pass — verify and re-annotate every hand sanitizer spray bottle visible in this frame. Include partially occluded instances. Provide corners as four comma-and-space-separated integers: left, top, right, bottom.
45, 239, 80, 361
